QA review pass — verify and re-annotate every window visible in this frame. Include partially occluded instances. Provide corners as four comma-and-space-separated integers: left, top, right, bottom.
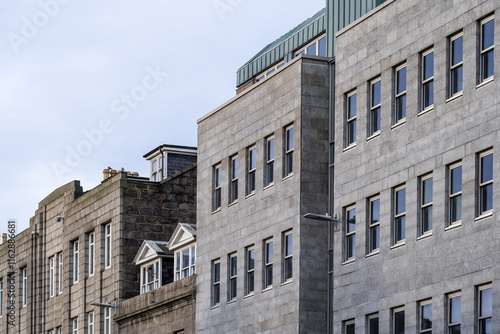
449, 32, 463, 97
264, 239, 273, 289
230, 155, 238, 203
174, 245, 195, 281
0, 280, 3, 317
255, 61, 285, 83
245, 246, 254, 295
295, 34, 326, 57
368, 196, 380, 253
247, 146, 256, 194
449, 162, 463, 225
421, 48, 434, 111
88, 312, 94, 334
72, 318, 78, 334
22, 267, 27, 307
265, 136, 274, 186
480, 15, 494, 83
395, 64, 407, 123
228, 253, 237, 301
346, 91, 357, 147
58, 252, 63, 293
57, 327, 62, 334
420, 174, 433, 236
420, 300, 432, 333
150, 155, 163, 181
448, 292, 461, 333
369, 78, 381, 136
105, 307, 111, 334
89, 232, 95, 276
285, 126, 294, 176
344, 319, 355, 334
213, 164, 222, 211
49, 257, 54, 297
141, 261, 160, 293
393, 307, 405, 334
283, 231, 293, 282
49, 331, 54, 334
73, 240, 79, 284
478, 150, 493, 216
393, 185, 406, 245
478, 284, 492, 334
367, 314, 379, 334
212, 259, 220, 306
344, 206, 356, 261
104, 223, 111, 268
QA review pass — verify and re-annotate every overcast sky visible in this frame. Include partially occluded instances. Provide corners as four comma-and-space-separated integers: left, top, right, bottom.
0, 0, 326, 233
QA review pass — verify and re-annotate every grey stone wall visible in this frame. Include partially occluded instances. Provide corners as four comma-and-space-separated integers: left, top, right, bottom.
167, 153, 197, 178
333, 0, 499, 333
196, 56, 330, 333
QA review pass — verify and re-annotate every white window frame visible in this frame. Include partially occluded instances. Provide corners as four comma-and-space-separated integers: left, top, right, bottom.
285, 125, 294, 176
448, 292, 462, 333
58, 252, 63, 294
245, 246, 255, 296
88, 312, 94, 334
104, 223, 111, 269
228, 253, 237, 301
479, 15, 495, 83
247, 146, 256, 195
478, 283, 492, 334
394, 63, 407, 124
419, 299, 432, 333
393, 185, 406, 245
57, 327, 62, 334
265, 136, 275, 186
421, 48, 434, 113
230, 155, 238, 203
105, 307, 111, 334
449, 32, 464, 97
419, 174, 433, 236
282, 231, 293, 282
72, 317, 78, 334
368, 196, 380, 253
294, 34, 326, 57
73, 240, 79, 284
393, 306, 405, 334
174, 245, 196, 281
0, 280, 3, 317
212, 259, 220, 306
140, 260, 161, 294
255, 61, 285, 83
213, 164, 222, 211
49, 256, 54, 297
448, 162, 463, 226
22, 267, 27, 307
89, 232, 95, 277
478, 149, 493, 216
346, 91, 357, 147
369, 77, 381, 136
150, 155, 163, 181
344, 205, 356, 261
264, 238, 273, 289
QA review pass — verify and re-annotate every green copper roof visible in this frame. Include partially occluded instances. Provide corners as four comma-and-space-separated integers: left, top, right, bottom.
236, 8, 327, 88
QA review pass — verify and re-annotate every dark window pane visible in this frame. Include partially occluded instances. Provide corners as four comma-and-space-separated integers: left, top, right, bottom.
422, 206, 433, 232
371, 199, 380, 223
481, 154, 493, 183
450, 296, 461, 323
450, 324, 461, 334
346, 323, 355, 334
287, 128, 294, 150
479, 318, 492, 334
372, 81, 381, 106
318, 37, 326, 57
423, 81, 434, 108
248, 249, 254, 270
370, 225, 380, 250
268, 139, 274, 160
421, 303, 432, 330
307, 43, 317, 55
424, 52, 434, 80
348, 94, 357, 118
347, 209, 356, 233
451, 166, 462, 194
397, 67, 406, 94
214, 263, 220, 282
482, 50, 494, 80
395, 216, 405, 241
481, 184, 493, 212
265, 265, 273, 286
348, 120, 357, 144
284, 257, 292, 280
451, 66, 463, 95
396, 94, 406, 120
369, 317, 379, 334
396, 189, 406, 214
394, 311, 405, 334
347, 235, 355, 258
450, 195, 462, 222
482, 19, 494, 50
267, 242, 273, 263
247, 271, 254, 293
371, 107, 381, 133
231, 257, 237, 276
452, 36, 463, 65
423, 178, 433, 204
286, 234, 293, 256
480, 288, 492, 317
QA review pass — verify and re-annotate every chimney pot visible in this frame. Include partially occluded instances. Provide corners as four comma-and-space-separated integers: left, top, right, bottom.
2, 233, 7, 244
103, 168, 110, 180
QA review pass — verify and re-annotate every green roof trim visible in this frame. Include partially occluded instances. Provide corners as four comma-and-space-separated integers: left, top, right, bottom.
236, 8, 326, 88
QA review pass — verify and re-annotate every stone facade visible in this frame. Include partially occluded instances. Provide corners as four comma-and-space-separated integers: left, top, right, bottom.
196, 55, 330, 333
333, 0, 499, 332
0, 164, 196, 334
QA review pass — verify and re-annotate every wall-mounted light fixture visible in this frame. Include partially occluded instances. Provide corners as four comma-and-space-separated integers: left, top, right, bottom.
90, 301, 117, 314
303, 213, 340, 231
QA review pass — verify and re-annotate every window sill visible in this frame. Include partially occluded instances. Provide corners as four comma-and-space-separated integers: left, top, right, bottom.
343, 143, 356, 152
212, 208, 221, 215
228, 200, 238, 208
391, 119, 406, 129
227, 299, 237, 305
282, 174, 294, 182
445, 221, 462, 231
281, 280, 293, 287
417, 232, 432, 241
446, 92, 463, 103
475, 211, 493, 221
365, 250, 379, 258
367, 132, 380, 141
390, 241, 405, 250
244, 293, 255, 299
342, 258, 355, 266
263, 183, 274, 191
245, 192, 255, 199
262, 287, 273, 293
418, 107, 433, 117
210, 304, 220, 310
476, 76, 494, 89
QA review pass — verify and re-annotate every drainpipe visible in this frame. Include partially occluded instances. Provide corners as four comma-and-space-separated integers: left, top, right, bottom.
327, 57, 335, 334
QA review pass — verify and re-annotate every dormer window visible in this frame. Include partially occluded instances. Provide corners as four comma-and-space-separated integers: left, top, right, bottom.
174, 245, 196, 281
141, 261, 160, 294
133, 240, 173, 294
168, 223, 197, 282
294, 34, 326, 57
151, 157, 163, 181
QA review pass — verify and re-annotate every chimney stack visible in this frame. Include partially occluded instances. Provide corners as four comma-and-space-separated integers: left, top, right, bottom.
2, 233, 7, 244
